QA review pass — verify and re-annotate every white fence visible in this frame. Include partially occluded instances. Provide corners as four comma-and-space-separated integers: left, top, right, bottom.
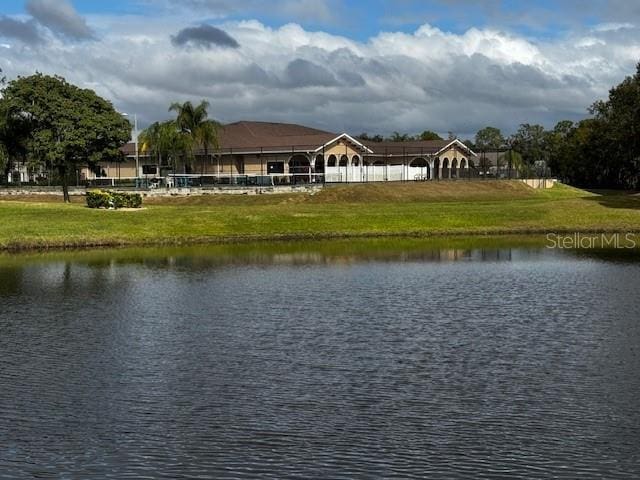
324, 166, 432, 183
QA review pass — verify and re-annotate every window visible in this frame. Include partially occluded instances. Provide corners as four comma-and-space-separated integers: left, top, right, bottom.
142, 165, 158, 175
267, 162, 284, 174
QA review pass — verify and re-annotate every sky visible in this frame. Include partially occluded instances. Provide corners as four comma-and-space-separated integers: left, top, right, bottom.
1, 0, 639, 137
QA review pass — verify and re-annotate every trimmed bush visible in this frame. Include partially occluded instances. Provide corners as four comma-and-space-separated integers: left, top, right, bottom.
86, 190, 112, 209
110, 192, 142, 208
86, 190, 142, 209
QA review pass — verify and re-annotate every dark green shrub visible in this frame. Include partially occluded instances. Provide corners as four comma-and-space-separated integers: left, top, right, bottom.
110, 192, 124, 209
126, 193, 142, 208
110, 192, 142, 208
86, 190, 142, 209
86, 190, 112, 209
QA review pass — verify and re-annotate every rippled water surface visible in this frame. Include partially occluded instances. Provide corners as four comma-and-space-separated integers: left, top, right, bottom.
1, 241, 640, 479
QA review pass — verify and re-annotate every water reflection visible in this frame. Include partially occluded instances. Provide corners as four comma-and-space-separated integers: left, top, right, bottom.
0, 236, 550, 273
3, 236, 638, 276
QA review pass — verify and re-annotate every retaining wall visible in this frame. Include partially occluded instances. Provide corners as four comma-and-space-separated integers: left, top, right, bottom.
0, 185, 324, 197
520, 178, 558, 189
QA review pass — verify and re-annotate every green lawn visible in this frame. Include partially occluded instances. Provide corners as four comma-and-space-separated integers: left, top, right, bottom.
1, 181, 639, 250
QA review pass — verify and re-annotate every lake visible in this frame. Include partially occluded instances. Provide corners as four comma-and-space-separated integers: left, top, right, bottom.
1, 238, 639, 479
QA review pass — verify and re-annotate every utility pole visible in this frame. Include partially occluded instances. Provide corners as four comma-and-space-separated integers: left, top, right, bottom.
134, 113, 139, 182
121, 112, 139, 184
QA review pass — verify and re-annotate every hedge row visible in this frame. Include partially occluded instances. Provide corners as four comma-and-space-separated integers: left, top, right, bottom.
86, 190, 142, 209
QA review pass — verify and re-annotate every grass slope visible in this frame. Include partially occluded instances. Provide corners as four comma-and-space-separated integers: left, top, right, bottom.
0, 181, 639, 250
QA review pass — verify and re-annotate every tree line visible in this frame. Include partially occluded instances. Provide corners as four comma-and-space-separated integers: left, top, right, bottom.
356, 63, 640, 189
357, 130, 447, 143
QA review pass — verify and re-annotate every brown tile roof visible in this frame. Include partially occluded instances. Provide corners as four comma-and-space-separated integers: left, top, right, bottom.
217, 121, 337, 152
122, 121, 338, 156
365, 140, 451, 156
121, 121, 474, 158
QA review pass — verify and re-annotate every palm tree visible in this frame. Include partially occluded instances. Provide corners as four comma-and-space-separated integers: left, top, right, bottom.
197, 120, 220, 175
499, 150, 527, 178
140, 120, 188, 175
389, 131, 410, 142
139, 122, 162, 165
169, 100, 219, 174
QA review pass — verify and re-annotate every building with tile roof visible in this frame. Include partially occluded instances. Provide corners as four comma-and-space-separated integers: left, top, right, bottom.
86, 121, 477, 185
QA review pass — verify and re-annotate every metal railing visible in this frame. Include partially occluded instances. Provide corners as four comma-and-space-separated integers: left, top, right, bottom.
165, 173, 325, 188
1, 148, 554, 189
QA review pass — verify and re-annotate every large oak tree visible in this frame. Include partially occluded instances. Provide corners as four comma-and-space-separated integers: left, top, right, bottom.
0, 73, 131, 201
590, 63, 640, 188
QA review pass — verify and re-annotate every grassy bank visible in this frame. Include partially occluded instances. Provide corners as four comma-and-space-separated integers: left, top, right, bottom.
1, 181, 639, 251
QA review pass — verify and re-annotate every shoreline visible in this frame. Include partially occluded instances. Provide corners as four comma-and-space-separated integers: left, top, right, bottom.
3, 227, 640, 253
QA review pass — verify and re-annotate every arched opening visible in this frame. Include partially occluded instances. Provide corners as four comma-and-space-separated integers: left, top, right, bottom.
289, 155, 311, 183
460, 158, 467, 169
442, 158, 450, 179
410, 157, 430, 180
327, 155, 337, 167
352, 155, 360, 167
433, 158, 440, 180
410, 158, 427, 167
451, 158, 459, 178
339, 155, 349, 167
314, 154, 325, 174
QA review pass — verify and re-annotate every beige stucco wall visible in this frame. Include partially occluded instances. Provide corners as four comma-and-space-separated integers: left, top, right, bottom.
82, 161, 136, 179
437, 146, 469, 166
84, 158, 166, 180
323, 140, 362, 160
244, 154, 268, 174
210, 153, 292, 175
202, 155, 242, 175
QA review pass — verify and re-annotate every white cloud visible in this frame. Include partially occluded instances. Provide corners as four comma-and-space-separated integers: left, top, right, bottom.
575, 37, 606, 48
26, 0, 94, 40
592, 22, 635, 32
1, 12, 639, 137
